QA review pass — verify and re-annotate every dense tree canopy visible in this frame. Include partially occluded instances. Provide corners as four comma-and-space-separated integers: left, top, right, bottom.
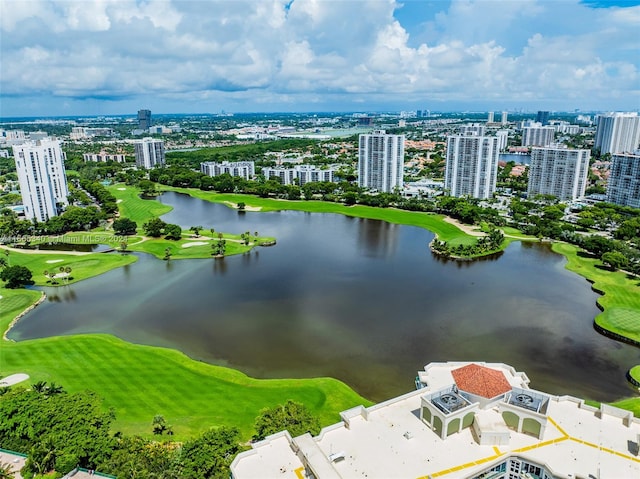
253, 400, 320, 441
0, 388, 115, 476
112, 217, 138, 235
0, 265, 33, 289
143, 217, 166, 237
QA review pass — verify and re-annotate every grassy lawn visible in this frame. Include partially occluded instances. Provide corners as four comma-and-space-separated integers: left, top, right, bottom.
0, 185, 366, 440
108, 184, 172, 224
0, 288, 43, 337
0, 331, 370, 440
1, 247, 137, 287
3, 187, 638, 439
552, 241, 640, 414
552, 242, 640, 344
127, 233, 265, 260
629, 365, 640, 387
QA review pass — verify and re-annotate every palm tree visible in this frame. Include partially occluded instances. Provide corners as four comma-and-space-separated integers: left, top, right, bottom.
120, 239, 128, 252
0, 461, 15, 479
163, 248, 172, 261
45, 382, 64, 395
32, 380, 47, 393
0, 257, 7, 269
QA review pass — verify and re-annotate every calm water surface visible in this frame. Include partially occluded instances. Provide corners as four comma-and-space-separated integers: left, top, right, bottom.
11, 192, 640, 402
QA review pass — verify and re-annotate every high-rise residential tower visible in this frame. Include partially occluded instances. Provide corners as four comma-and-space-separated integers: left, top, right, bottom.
445, 135, 499, 199
501, 111, 508, 125
459, 124, 486, 136
522, 126, 556, 147
134, 137, 165, 169
527, 147, 590, 201
137, 109, 152, 130
358, 130, 405, 193
487, 111, 494, 123
607, 153, 640, 208
594, 112, 640, 154
496, 130, 509, 151
536, 111, 550, 126
13, 139, 69, 221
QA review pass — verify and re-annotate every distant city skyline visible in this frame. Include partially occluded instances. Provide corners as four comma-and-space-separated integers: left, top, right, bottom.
1, 0, 639, 117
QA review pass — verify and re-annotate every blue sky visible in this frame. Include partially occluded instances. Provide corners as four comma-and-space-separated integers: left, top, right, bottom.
0, 0, 639, 117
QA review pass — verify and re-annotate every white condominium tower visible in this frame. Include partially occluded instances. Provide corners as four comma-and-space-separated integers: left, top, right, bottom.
134, 137, 165, 169
594, 112, 640, 154
459, 123, 486, 136
445, 135, 499, 199
13, 139, 69, 222
358, 130, 405, 193
607, 153, 640, 208
527, 147, 590, 201
522, 126, 555, 147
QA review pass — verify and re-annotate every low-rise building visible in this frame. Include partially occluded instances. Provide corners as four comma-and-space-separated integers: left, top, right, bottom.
231, 362, 640, 479
262, 164, 338, 186
83, 152, 127, 163
201, 161, 255, 180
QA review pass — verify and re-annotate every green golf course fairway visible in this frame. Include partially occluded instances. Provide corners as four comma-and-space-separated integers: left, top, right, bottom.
552, 242, 640, 345
2, 185, 639, 442
0, 303, 371, 440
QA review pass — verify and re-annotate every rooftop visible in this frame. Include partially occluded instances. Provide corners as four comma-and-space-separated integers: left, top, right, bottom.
231, 362, 640, 479
451, 363, 512, 399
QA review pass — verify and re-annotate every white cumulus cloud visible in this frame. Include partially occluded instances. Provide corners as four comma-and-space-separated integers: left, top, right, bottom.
0, 0, 638, 115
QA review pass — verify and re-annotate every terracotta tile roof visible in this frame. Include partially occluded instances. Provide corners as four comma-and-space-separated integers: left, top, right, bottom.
452, 364, 512, 399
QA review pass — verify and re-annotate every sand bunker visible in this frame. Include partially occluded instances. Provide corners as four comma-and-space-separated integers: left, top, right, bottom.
46, 259, 64, 264
0, 373, 29, 386
182, 241, 208, 248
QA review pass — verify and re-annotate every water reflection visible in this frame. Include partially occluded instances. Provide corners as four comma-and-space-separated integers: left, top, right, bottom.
357, 218, 399, 258
10, 192, 640, 403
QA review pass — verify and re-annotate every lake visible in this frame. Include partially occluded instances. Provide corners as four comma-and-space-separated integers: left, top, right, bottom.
10, 192, 640, 402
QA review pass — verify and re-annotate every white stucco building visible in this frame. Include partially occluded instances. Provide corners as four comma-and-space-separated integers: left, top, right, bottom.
358, 130, 405, 193
83, 152, 126, 163
607, 152, 640, 208
522, 126, 555, 147
201, 161, 255, 180
527, 147, 590, 201
134, 137, 165, 169
13, 139, 69, 222
231, 362, 640, 479
262, 164, 337, 186
594, 112, 640, 154
445, 135, 499, 199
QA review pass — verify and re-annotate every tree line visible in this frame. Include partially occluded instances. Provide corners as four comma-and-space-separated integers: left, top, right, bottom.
0, 385, 320, 479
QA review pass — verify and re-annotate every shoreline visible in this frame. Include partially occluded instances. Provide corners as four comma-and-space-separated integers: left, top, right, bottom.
3, 290, 46, 341
2, 191, 638, 433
